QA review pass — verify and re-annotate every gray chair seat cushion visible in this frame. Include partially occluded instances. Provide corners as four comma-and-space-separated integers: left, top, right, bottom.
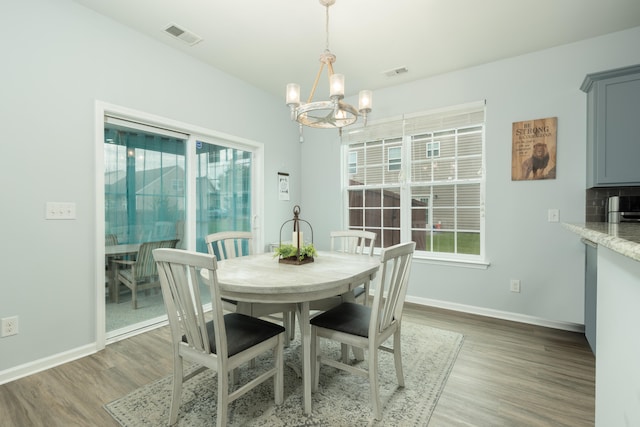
183, 313, 285, 357
310, 302, 371, 338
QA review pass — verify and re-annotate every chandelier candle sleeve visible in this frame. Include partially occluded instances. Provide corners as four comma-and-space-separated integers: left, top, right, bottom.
330, 74, 345, 98
286, 83, 300, 106
359, 90, 372, 112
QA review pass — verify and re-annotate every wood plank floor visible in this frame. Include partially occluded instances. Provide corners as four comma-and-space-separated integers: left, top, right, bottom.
0, 305, 595, 426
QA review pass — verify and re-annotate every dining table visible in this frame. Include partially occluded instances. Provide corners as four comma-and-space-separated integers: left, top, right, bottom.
214, 250, 380, 415
105, 243, 141, 302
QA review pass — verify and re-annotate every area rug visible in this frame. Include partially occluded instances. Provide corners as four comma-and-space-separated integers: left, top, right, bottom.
104, 322, 464, 426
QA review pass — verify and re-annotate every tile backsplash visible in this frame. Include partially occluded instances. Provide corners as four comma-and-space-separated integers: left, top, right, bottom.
586, 186, 640, 222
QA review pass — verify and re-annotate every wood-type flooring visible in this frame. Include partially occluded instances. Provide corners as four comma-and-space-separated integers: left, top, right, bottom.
0, 304, 595, 426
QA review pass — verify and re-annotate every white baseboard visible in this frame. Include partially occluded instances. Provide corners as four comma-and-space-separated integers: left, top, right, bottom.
406, 295, 585, 333
0, 299, 584, 386
0, 343, 98, 386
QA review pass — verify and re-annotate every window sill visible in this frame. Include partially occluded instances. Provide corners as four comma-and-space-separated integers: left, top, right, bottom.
412, 254, 490, 269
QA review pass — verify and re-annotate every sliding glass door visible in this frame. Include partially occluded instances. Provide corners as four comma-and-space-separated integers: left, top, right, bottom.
104, 121, 186, 247
195, 143, 252, 254
102, 116, 258, 337
104, 120, 186, 333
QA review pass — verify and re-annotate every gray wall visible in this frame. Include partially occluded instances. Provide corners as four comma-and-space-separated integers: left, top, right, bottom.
0, 0, 300, 373
301, 27, 640, 327
1, 0, 640, 377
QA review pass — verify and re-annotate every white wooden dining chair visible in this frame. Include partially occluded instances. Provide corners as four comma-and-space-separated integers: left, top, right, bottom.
308, 230, 376, 313
310, 241, 416, 420
307, 230, 377, 362
153, 248, 285, 427
113, 239, 179, 308
329, 230, 376, 305
205, 231, 296, 341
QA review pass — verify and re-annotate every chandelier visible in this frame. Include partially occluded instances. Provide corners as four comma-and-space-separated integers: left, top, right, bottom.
285, 0, 372, 131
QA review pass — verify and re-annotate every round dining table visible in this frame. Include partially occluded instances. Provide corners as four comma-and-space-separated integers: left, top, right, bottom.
214, 250, 380, 415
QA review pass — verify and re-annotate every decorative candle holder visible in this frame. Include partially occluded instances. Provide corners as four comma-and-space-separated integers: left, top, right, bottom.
276, 205, 316, 265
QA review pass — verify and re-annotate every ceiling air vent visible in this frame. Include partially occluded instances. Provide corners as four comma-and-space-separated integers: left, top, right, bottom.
163, 24, 202, 46
383, 66, 409, 77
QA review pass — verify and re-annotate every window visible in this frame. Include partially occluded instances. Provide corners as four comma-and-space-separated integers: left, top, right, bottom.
343, 102, 485, 262
388, 146, 402, 171
348, 152, 358, 174
426, 141, 440, 158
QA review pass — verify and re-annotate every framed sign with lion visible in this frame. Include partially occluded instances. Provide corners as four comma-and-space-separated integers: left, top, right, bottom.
512, 117, 557, 181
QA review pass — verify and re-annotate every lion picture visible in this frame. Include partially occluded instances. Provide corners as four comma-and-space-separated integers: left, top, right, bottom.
512, 117, 557, 181
521, 142, 556, 179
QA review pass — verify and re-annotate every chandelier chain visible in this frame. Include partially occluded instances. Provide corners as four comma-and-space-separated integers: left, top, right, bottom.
325, 3, 330, 51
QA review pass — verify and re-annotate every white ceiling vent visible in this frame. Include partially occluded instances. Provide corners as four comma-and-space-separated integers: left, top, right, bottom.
163, 24, 202, 46
383, 66, 409, 77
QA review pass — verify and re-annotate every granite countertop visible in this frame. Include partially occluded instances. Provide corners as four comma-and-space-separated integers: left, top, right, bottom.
563, 222, 640, 262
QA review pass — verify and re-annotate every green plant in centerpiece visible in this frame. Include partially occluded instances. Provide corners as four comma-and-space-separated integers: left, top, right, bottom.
274, 243, 317, 261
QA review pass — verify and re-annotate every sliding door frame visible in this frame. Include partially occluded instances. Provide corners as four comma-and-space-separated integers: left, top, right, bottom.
94, 100, 264, 349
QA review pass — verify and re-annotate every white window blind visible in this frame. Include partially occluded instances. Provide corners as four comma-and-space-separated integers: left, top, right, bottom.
343, 101, 486, 260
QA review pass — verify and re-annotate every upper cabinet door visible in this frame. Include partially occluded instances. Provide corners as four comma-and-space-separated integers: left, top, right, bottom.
581, 65, 640, 188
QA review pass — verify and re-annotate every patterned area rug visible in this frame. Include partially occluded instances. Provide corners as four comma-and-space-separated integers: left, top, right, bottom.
105, 322, 463, 426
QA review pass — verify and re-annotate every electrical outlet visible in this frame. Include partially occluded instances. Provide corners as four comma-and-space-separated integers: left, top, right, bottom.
1, 316, 19, 337
510, 279, 521, 293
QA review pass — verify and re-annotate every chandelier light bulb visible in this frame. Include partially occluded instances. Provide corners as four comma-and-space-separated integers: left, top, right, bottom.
358, 90, 372, 112
330, 74, 345, 98
286, 83, 301, 106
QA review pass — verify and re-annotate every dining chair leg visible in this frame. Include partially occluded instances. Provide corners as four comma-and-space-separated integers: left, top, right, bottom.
287, 311, 296, 341
230, 368, 238, 385
282, 311, 292, 343
169, 357, 183, 425
275, 334, 284, 404
393, 328, 405, 387
311, 330, 320, 392
369, 346, 382, 420
341, 344, 349, 364
217, 368, 229, 427
131, 284, 137, 309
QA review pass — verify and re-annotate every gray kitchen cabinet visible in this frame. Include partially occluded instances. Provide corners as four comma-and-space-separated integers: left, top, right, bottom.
581, 64, 640, 188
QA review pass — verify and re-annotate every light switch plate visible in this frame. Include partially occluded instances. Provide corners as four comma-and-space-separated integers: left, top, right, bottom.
46, 202, 77, 220
548, 209, 559, 223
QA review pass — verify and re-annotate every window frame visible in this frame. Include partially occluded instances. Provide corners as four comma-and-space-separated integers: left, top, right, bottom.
342, 102, 487, 266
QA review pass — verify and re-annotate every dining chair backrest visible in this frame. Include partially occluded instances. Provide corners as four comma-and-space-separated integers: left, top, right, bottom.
105, 234, 118, 246
205, 231, 253, 260
204, 230, 296, 341
152, 221, 176, 240
154, 248, 223, 356
369, 241, 416, 336
133, 239, 179, 280
330, 230, 376, 256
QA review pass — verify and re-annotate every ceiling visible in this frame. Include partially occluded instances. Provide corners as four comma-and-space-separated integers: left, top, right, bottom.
74, 0, 640, 99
